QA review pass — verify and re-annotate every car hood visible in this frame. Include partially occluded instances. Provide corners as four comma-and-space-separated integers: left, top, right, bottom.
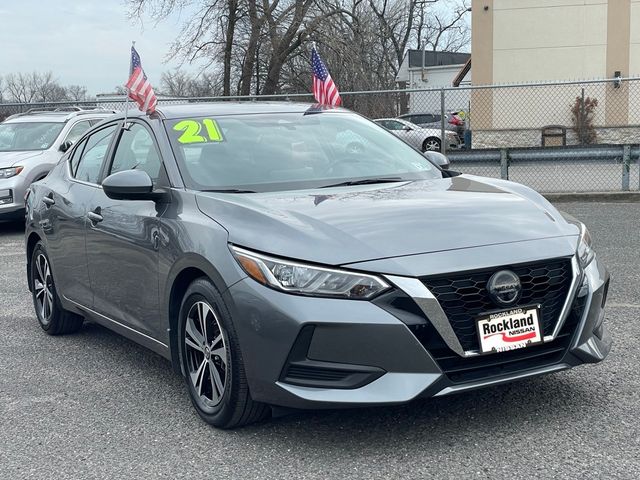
0, 150, 44, 168
195, 175, 577, 266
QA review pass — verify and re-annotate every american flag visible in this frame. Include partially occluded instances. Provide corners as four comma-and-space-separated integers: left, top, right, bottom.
125, 45, 158, 114
311, 45, 341, 106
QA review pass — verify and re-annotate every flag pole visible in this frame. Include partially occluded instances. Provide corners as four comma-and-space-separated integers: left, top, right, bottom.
123, 41, 135, 127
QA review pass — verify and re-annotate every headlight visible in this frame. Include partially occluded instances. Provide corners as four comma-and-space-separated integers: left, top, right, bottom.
577, 222, 595, 268
231, 246, 390, 299
0, 166, 23, 179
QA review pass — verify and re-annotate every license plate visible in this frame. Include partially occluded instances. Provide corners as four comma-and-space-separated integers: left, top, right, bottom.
476, 305, 543, 354
0, 189, 10, 200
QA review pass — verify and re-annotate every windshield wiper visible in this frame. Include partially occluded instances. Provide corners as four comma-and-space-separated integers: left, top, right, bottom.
320, 177, 405, 188
201, 188, 257, 193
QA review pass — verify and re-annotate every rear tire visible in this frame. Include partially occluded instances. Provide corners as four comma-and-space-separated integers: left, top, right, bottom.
31, 242, 84, 335
178, 278, 270, 428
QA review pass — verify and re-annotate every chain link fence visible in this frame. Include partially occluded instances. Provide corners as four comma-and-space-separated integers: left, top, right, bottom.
2, 77, 639, 193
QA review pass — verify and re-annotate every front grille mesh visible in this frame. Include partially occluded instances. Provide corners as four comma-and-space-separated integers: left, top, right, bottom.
421, 258, 574, 352
409, 291, 586, 384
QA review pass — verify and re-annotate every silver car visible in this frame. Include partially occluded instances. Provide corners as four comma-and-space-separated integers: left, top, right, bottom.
374, 117, 461, 151
0, 108, 115, 221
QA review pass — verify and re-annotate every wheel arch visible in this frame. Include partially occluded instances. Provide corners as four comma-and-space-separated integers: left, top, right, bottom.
165, 254, 243, 375
26, 231, 43, 292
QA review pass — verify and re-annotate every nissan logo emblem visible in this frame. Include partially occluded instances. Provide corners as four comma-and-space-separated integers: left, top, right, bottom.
487, 270, 522, 306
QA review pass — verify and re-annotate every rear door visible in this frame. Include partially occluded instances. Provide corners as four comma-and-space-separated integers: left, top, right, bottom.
42, 123, 119, 307
84, 120, 166, 337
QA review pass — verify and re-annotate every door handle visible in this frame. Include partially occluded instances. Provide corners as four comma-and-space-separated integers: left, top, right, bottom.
87, 209, 103, 224
42, 194, 55, 207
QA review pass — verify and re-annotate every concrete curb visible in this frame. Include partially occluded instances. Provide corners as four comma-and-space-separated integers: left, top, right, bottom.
544, 192, 640, 202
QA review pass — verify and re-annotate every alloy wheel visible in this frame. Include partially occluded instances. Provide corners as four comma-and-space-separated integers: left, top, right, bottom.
424, 139, 441, 151
33, 253, 54, 325
184, 301, 228, 407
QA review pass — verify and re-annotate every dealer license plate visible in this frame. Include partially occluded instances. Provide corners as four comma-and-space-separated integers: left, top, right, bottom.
476, 305, 543, 354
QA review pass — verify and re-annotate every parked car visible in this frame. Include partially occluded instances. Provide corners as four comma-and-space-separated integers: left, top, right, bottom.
374, 117, 461, 151
398, 111, 466, 137
0, 108, 116, 221
25, 102, 610, 429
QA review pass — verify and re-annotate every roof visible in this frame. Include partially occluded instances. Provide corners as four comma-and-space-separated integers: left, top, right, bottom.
151, 102, 346, 120
406, 50, 470, 69
4, 108, 116, 123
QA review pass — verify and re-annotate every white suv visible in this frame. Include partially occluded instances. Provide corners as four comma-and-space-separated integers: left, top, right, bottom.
0, 108, 115, 221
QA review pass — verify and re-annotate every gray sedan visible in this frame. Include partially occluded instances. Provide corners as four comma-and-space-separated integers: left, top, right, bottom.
25, 102, 610, 428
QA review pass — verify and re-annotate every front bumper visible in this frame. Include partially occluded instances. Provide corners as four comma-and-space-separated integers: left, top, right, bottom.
445, 134, 461, 149
226, 253, 610, 410
0, 176, 27, 219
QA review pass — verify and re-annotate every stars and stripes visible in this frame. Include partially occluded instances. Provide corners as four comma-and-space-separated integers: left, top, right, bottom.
125, 45, 157, 114
311, 45, 341, 107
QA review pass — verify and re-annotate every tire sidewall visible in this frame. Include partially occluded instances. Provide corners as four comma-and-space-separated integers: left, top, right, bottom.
177, 279, 239, 425
31, 242, 60, 331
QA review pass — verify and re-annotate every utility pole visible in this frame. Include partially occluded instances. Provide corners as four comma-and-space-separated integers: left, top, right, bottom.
417, 0, 438, 81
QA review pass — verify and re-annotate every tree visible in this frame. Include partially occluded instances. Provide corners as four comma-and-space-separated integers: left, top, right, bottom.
160, 70, 222, 97
66, 85, 89, 102
128, 0, 470, 96
571, 95, 598, 145
1, 72, 95, 104
3, 72, 72, 103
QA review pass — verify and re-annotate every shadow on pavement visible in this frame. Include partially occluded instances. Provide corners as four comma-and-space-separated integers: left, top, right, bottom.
72, 319, 596, 448
0, 220, 25, 235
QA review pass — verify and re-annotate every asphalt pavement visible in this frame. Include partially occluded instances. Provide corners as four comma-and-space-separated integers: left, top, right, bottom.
0, 202, 639, 479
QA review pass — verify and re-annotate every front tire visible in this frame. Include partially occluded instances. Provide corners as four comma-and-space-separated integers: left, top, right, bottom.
31, 242, 84, 335
422, 137, 441, 152
178, 278, 269, 428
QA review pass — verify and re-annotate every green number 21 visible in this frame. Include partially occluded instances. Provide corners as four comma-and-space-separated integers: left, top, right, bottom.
173, 119, 223, 144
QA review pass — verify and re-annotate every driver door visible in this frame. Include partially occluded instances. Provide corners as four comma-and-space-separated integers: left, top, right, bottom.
84, 121, 167, 338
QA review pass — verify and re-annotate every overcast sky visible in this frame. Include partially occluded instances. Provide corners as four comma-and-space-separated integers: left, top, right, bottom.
0, 0, 201, 95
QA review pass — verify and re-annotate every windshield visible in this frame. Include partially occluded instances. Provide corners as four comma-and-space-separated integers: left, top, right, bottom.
0, 122, 65, 151
165, 111, 441, 192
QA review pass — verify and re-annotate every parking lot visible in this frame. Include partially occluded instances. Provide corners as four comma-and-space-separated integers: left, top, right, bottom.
0, 201, 639, 479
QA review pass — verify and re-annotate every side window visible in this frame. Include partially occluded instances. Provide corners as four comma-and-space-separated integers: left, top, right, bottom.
109, 123, 163, 182
69, 138, 88, 176
74, 125, 117, 183
64, 120, 92, 145
386, 121, 404, 131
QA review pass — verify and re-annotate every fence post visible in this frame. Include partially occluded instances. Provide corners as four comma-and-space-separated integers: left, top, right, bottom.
440, 88, 446, 155
500, 149, 509, 180
622, 145, 631, 191
579, 88, 586, 145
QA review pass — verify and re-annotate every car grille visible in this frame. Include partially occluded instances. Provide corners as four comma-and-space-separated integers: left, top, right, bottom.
409, 291, 586, 384
420, 258, 574, 352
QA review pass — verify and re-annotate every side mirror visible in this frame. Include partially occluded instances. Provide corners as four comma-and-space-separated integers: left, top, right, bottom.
402, 125, 413, 131
102, 169, 160, 201
423, 151, 450, 170
59, 140, 73, 153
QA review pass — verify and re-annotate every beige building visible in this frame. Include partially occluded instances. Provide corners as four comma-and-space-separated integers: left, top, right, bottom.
471, 0, 640, 143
